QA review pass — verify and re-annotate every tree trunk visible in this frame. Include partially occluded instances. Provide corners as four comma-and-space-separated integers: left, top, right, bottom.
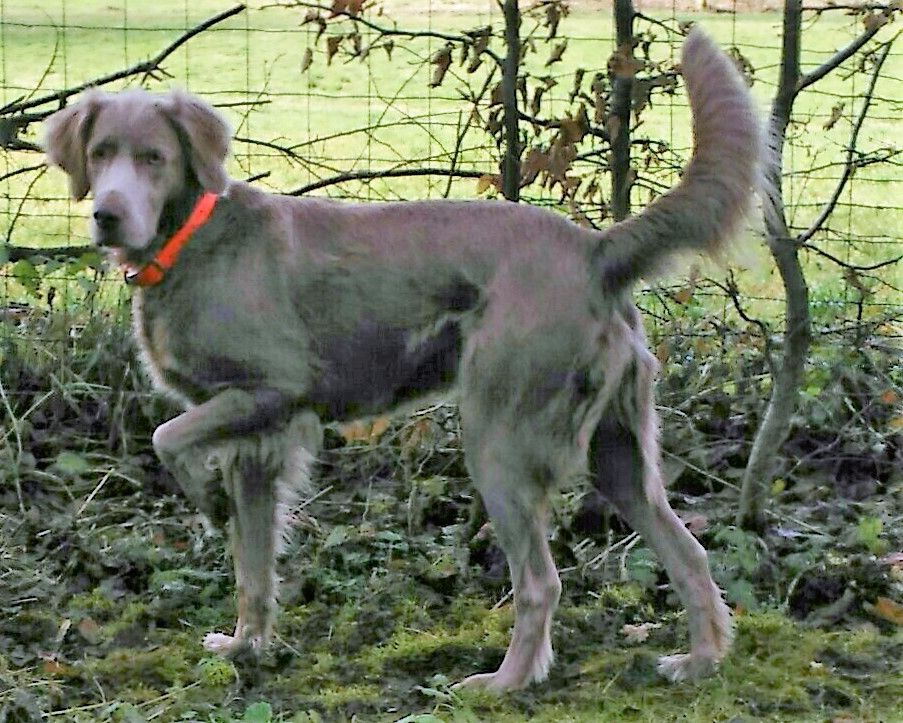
501, 0, 521, 202
610, 0, 635, 222
737, 0, 811, 531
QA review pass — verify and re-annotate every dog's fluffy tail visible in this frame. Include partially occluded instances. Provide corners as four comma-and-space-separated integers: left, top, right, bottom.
593, 28, 762, 294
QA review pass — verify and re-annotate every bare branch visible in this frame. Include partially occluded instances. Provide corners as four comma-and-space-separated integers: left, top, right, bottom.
796, 19, 895, 92
0, 4, 247, 118
0, 163, 46, 183
288, 167, 486, 196
797, 38, 894, 245
803, 243, 903, 273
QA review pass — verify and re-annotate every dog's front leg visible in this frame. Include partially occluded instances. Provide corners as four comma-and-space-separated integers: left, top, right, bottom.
153, 390, 321, 659
201, 408, 321, 660
152, 388, 286, 527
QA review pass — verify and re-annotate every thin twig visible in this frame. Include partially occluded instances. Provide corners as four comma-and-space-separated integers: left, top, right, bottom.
797, 38, 895, 245
289, 167, 486, 196
0, 4, 247, 117
796, 20, 894, 93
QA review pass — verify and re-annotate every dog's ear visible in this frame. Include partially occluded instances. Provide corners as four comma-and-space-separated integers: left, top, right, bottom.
161, 91, 231, 194
44, 91, 103, 201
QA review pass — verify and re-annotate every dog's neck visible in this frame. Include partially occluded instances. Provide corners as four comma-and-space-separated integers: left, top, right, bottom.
127, 183, 205, 266
158, 183, 206, 248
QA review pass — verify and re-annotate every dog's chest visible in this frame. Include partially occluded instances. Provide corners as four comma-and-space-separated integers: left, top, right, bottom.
132, 295, 186, 397
132, 292, 223, 404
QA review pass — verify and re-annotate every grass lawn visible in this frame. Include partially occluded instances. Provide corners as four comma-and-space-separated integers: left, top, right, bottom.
2, 1, 900, 309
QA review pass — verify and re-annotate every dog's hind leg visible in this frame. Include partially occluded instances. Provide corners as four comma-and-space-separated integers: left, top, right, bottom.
590, 365, 732, 682
203, 410, 320, 658
455, 425, 562, 692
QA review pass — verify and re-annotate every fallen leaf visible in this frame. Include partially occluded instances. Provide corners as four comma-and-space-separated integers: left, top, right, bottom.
78, 617, 103, 645
340, 416, 391, 444
43, 659, 76, 676
655, 340, 670, 364
621, 622, 660, 644
682, 513, 709, 536
871, 596, 903, 625
879, 389, 899, 405
673, 285, 694, 305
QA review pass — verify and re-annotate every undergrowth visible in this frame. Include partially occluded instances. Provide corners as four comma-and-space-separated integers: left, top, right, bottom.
1, 305, 901, 722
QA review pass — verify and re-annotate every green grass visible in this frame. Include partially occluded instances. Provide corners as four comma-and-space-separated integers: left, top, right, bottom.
2, 3, 900, 290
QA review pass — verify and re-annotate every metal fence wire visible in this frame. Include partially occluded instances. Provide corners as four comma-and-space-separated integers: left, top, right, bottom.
1, 0, 901, 361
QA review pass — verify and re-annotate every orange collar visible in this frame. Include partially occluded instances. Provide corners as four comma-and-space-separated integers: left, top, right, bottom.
125, 192, 219, 287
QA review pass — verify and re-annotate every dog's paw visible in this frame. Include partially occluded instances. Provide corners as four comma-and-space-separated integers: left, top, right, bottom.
202, 632, 265, 659
454, 671, 518, 693
656, 653, 719, 682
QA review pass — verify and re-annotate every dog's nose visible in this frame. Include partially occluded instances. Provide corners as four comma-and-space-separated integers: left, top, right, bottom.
93, 208, 120, 234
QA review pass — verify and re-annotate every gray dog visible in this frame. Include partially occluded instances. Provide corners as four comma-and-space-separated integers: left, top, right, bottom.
45, 28, 762, 691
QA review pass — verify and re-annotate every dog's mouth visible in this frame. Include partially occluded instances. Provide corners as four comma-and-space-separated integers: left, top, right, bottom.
93, 224, 164, 269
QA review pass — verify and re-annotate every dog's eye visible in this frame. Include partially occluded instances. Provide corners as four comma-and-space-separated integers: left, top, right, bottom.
89, 146, 109, 161
139, 149, 164, 166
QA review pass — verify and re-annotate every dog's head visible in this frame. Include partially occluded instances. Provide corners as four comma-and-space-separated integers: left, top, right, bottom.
44, 89, 231, 253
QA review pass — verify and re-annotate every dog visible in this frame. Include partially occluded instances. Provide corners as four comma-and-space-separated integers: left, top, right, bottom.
44, 28, 762, 691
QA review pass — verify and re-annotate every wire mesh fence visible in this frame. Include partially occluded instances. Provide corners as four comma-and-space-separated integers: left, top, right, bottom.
1, 0, 901, 385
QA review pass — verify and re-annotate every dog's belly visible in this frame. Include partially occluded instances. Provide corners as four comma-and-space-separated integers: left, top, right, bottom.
306, 317, 462, 420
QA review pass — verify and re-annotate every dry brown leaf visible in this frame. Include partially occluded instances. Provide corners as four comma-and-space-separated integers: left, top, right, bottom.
655, 340, 670, 364
546, 40, 568, 67
621, 622, 660, 644
545, 3, 562, 39
608, 42, 642, 79
477, 174, 502, 194
326, 35, 342, 65
879, 389, 899, 405
401, 417, 435, 458
467, 33, 490, 74
682, 513, 709, 536
489, 81, 504, 107
570, 68, 586, 102
871, 596, 903, 625
520, 148, 549, 186
301, 47, 313, 73
349, 32, 362, 57
340, 416, 391, 444
863, 11, 890, 33
531, 87, 545, 117
369, 415, 390, 441
673, 285, 694, 305
430, 44, 453, 88
823, 102, 844, 131
78, 617, 102, 644
43, 659, 76, 676
546, 141, 577, 188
